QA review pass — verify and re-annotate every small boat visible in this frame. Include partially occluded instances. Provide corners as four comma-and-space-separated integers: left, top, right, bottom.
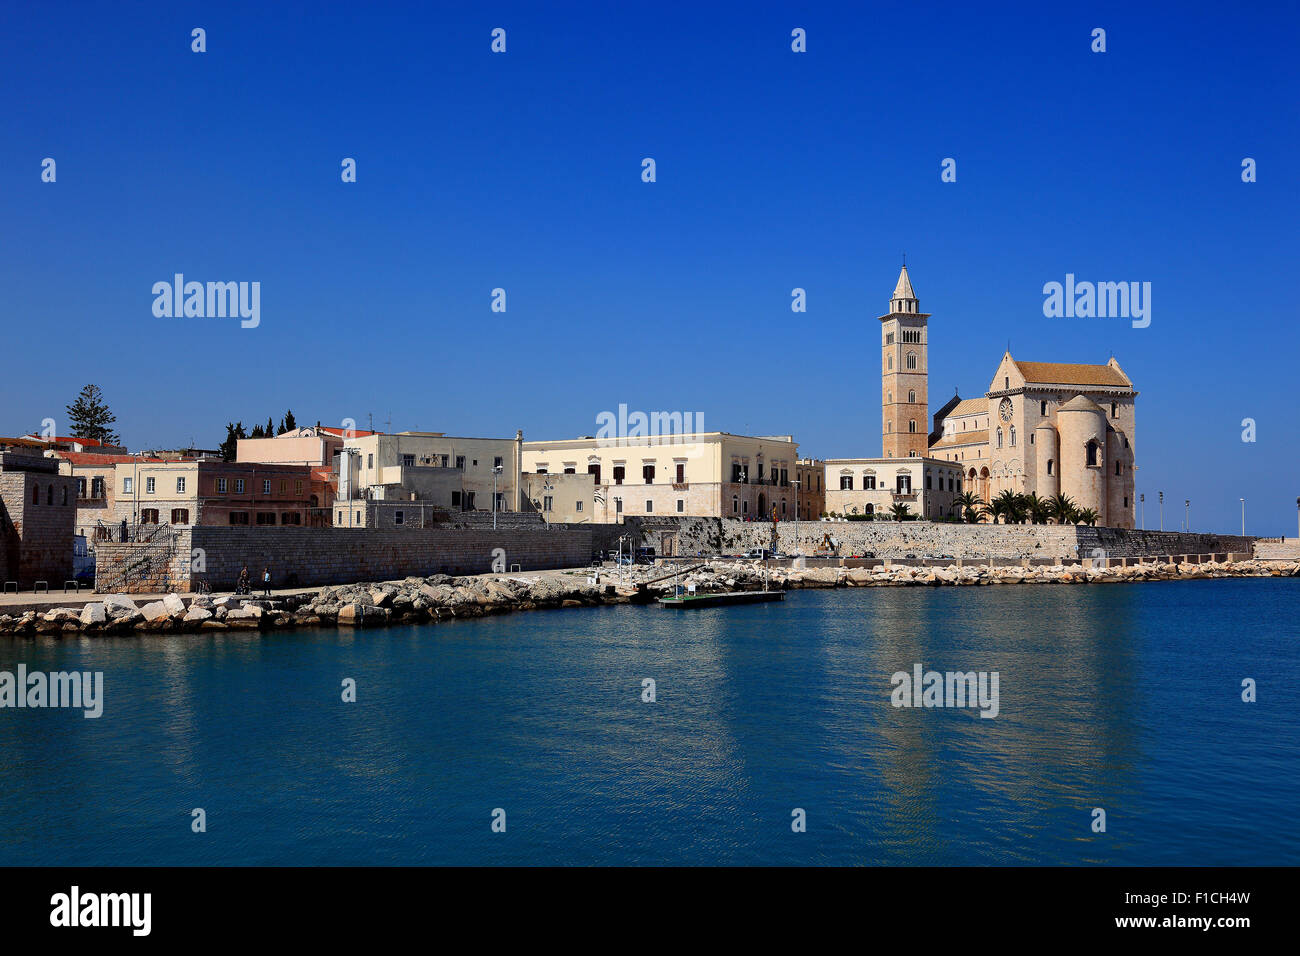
657, 590, 785, 608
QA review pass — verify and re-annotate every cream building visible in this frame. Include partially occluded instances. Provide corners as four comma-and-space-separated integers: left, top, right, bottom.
522, 432, 799, 523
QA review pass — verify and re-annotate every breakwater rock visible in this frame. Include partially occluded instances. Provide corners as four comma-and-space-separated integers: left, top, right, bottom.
1, 559, 1295, 636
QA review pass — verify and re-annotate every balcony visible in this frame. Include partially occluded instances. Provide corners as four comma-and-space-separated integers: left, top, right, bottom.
672, 482, 689, 491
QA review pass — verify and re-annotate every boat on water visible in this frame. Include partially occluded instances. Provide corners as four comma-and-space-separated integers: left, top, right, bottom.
657, 590, 785, 608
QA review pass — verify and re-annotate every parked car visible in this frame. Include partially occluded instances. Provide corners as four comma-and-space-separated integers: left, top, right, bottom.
743, 548, 773, 559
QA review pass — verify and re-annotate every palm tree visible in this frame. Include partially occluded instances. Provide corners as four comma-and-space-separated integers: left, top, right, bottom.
1075, 507, 1100, 526
889, 503, 912, 522
1048, 493, 1078, 525
1023, 493, 1052, 524
988, 490, 1022, 524
954, 491, 985, 523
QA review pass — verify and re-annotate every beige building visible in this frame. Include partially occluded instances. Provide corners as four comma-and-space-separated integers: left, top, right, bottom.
823, 456, 960, 520
522, 432, 800, 523
110, 459, 315, 527
335, 431, 523, 525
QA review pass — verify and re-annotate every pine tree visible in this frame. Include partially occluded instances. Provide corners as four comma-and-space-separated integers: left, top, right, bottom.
219, 422, 246, 462
265, 417, 275, 437
65, 384, 120, 445
282, 409, 297, 433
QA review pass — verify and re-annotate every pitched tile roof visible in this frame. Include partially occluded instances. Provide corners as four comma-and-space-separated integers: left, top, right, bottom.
929, 429, 989, 449
1014, 361, 1130, 387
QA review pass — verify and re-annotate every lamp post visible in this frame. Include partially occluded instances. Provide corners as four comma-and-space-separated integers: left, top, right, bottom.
492, 465, 502, 530
1184, 499, 1189, 532
791, 478, 800, 556
1296, 497, 1299, 540
1139, 493, 1144, 530
1240, 498, 1246, 537
1158, 491, 1164, 531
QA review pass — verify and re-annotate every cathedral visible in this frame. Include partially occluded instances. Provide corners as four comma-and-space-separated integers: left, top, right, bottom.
823, 266, 1138, 527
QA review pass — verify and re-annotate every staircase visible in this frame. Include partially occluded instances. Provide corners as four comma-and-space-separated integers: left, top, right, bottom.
95, 524, 178, 593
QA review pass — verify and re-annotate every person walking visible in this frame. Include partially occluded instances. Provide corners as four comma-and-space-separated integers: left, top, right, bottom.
261, 566, 272, 597
237, 566, 250, 595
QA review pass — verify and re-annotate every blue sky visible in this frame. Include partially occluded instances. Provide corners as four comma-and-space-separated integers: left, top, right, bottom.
2, 1, 1297, 533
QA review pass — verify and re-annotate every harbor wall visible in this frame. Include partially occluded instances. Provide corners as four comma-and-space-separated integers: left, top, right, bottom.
95, 526, 594, 592
593, 517, 1253, 561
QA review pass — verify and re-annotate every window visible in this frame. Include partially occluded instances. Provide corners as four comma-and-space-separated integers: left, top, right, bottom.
1040, 400, 1048, 415
32, 484, 40, 505
338, 511, 343, 524
563, 466, 576, 474
472, 460, 478, 467
613, 465, 625, 485
1111, 402, 1118, 418
145, 477, 155, 494
451, 491, 461, 506
926, 474, 932, 490
295, 480, 303, 496
908, 420, 917, 433
908, 390, 915, 403
367, 454, 373, 468
394, 510, 404, 525
1005, 376, 1009, 389
456, 456, 465, 469
742, 500, 748, 513
92, 476, 105, 498
896, 475, 912, 494
1047, 459, 1054, 476
885, 332, 894, 344
676, 499, 684, 513
865, 474, 876, 490
675, 463, 685, 483
536, 468, 547, 474
229, 511, 249, 525
171, 508, 189, 524
840, 475, 853, 490
140, 508, 159, 523
906, 352, 917, 370
176, 477, 186, 493
614, 497, 623, 514
1010, 426, 1016, 447
543, 496, 553, 512
235, 479, 245, 494
576, 501, 583, 512
996, 428, 1003, 449
215, 478, 225, 493
494, 456, 503, 468
645, 500, 653, 513
732, 496, 739, 513
1115, 461, 1122, 476
279, 480, 287, 494
355, 511, 361, 523
262, 479, 272, 495
643, 464, 655, 484
77, 477, 87, 498
284, 512, 301, 525
1086, 441, 1099, 467
588, 463, 601, 483
403, 454, 415, 467
888, 355, 893, 370
61, 485, 68, 505
866, 504, 874, 515
256, 511, 276, 525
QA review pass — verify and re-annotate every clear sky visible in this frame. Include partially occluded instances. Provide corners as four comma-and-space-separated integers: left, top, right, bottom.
2, 2, 1297, 534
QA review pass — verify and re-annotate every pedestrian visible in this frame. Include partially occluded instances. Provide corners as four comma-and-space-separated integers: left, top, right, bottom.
237, 566, 250, 595
262, 566, 272, 596
119, 518, 128, 542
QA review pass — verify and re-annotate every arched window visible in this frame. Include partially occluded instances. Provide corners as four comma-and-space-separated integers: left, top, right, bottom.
906, 352, 917, 370
1086, 441, 1099, 466
732, 495, 739, 513
888, 356, 893, 370
1115, 461, 1122, 476
1009, 426, 1016, 446
908, 420, 917, 433
46, 485, 53, 505
908, 390, 915, 403
32, 484, 40, 505
1047, 459, 1054, 476
996, 428, 1003, 448
1111, 402, 1118, 418
865, 504, 874, 514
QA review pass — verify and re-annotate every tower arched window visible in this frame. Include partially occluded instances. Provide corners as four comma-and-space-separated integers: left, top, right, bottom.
1009, 426, 1016, 446
1086, 441, 1099, 467
908, 420, 916, 433
996, 428, 1003, 449
908, 390, 915, 403
888, 356, 893, 370
906, 352, 917, 370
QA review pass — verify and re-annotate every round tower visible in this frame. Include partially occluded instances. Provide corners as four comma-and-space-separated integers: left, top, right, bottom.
1034, 420, 1059, 500
1056, 395, 1106, 522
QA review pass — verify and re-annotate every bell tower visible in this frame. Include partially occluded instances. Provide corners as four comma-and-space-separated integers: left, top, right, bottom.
879, 265, 930, 458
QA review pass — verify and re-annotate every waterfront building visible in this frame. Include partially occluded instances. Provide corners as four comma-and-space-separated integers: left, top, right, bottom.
522, 432, 800, 523
109, 459, 316, 527
0, 450, 78, 586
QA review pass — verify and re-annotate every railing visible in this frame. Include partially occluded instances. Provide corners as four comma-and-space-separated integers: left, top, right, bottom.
96, 523, 177, 593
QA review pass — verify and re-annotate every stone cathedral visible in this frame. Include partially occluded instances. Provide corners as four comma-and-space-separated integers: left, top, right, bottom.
879, 265, 1138, 527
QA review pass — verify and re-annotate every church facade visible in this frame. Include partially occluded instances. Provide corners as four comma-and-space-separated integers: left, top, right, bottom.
824, 266, 1138, 527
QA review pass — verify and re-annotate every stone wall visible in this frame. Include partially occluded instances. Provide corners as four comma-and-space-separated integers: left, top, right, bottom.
95, 525, 594, 592
0, 464, 79, 586
601, 517, 1256, 561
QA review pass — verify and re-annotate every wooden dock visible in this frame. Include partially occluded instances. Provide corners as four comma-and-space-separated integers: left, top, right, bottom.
657, 590, 785, 609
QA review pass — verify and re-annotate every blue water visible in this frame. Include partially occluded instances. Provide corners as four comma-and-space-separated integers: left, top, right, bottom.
2, 579, 1297, 866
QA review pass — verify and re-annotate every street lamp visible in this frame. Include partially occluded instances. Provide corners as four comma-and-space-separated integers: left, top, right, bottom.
791, 478, 800, 556
492, 465, 502, 530
1139, 493, 1144, 530
1240, 498, 1246, 537
1158, 491, 1164, 531
1296, 497, 1299, 540
1184, 499, 1189, 532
